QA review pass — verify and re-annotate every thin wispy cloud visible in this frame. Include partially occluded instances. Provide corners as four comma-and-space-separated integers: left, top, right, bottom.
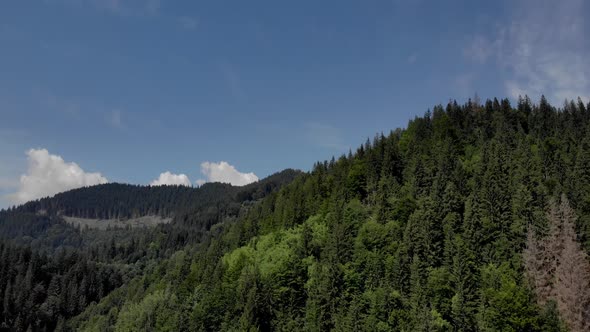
305, 122, 348, 151
452, 72, 477, 98
178, 16, 198, 30
46, 0, 160, 16
144, 0, 160, 15
107, 109, 125, 129
38, 91, 130, 129
43, 92, 81, 117
220, 63, 247, 102
463, 35, 492, 64
464, 0, 589, 103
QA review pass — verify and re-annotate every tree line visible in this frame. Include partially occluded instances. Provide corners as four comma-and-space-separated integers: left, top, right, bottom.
0, 170, 301, 331
70, 96, 590, 331
3, 95, 590, 331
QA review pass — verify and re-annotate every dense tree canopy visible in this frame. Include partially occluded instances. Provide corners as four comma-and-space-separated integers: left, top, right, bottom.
2, 96, 590, 331
0, 169, 300, 330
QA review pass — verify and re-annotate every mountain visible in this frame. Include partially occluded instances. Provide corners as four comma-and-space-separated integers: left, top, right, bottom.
0, 169, 301, 331
0, 169, 301, 249
2, 96, 590, 331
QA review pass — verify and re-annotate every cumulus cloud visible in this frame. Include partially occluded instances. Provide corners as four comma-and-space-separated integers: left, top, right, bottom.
150, 171, 191, 186
8, 149, 108, 204
196, 161, 258, 186
464, 0, 589, 103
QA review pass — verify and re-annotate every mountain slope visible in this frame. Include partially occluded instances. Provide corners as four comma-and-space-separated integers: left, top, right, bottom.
0, 169, 301, 250
70, 97, 590, 331
0, 169, 301, 331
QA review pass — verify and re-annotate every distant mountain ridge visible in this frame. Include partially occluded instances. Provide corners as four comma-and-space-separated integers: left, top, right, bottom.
0, 169, 302, 251
7, 168, 303, 220
0, 169, 302, 331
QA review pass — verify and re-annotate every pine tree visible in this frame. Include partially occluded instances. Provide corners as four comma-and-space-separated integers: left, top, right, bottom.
3, 281, 12, 323
450, 236, 478, 331
571, 133, 590, 250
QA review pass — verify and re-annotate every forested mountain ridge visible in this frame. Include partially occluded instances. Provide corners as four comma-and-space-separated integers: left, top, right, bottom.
0, 169, 301, 331
3, 96, 590, 331
0, 169, 301, 250
8, 168, 302, 220
68, 96, 590, 332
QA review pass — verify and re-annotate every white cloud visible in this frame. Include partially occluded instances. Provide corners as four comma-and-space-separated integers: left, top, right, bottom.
464, 0, 590, 104
196, 161, 258, 186
8, 149, 108, 204
150, 171, 191, 186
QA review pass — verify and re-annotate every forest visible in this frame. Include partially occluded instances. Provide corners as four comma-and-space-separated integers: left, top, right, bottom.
2, 96, 590, 331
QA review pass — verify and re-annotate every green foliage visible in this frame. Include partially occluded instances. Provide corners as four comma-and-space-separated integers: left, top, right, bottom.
477, 263, 540, 331
5, 96, 590, 331
115, 288, 180, 332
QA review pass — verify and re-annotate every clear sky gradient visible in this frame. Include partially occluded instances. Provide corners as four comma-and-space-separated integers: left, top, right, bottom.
1, 0, 588, 206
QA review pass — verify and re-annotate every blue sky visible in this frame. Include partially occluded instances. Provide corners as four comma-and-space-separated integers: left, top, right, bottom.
1, 0, 588, 207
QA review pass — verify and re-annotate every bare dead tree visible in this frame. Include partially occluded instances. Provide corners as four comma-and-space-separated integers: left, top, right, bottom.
523, 225, 550, 305
553, 196, 590, 331
523, 195, 590, 332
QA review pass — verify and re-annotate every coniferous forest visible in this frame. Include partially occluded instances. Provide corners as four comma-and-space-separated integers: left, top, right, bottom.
2, 96, 590, 331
